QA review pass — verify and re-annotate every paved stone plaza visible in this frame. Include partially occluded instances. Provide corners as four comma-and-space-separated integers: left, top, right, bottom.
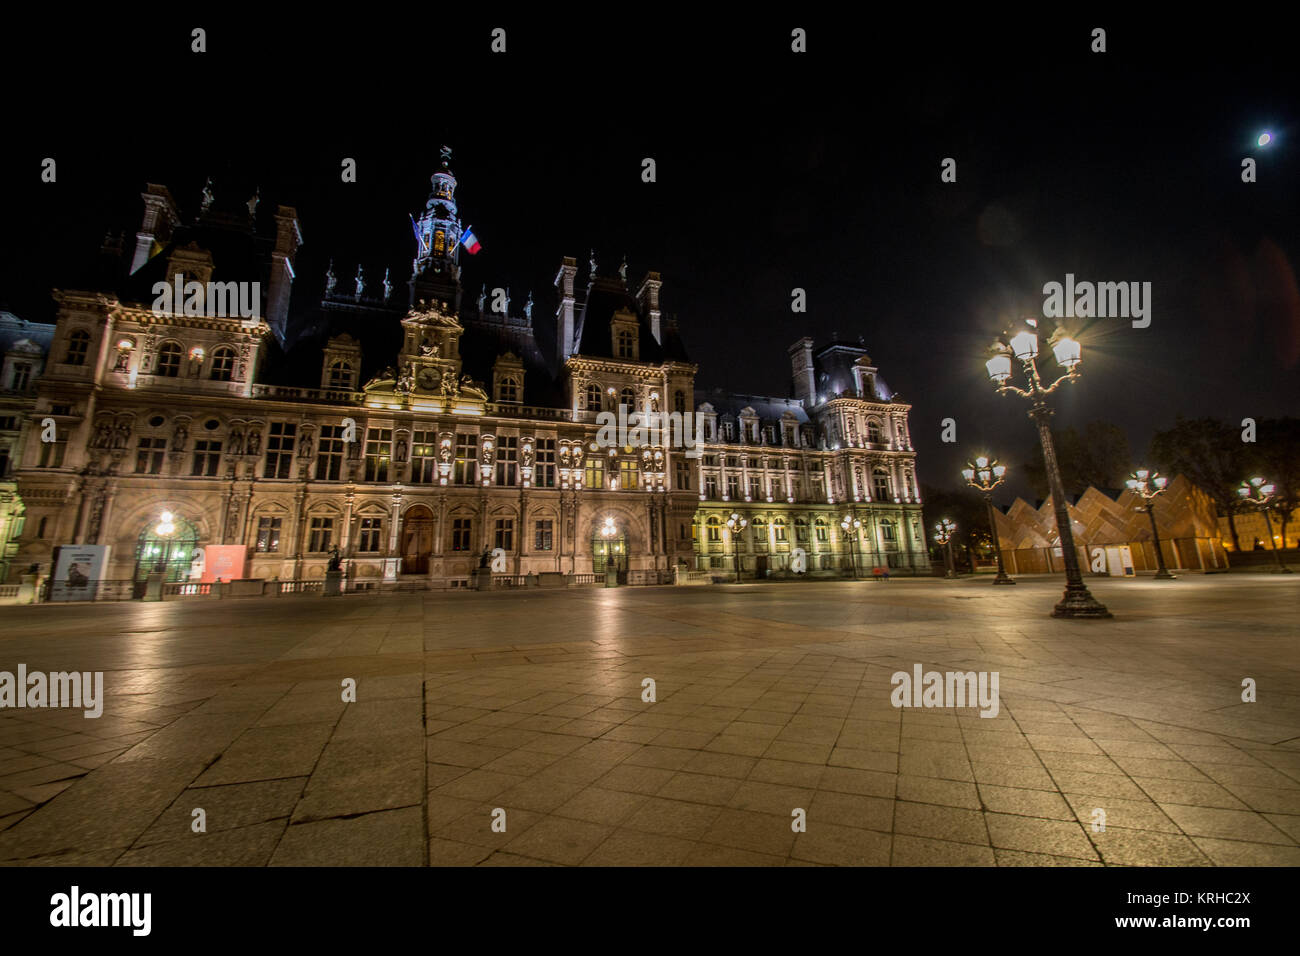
0, 574, 1298, 867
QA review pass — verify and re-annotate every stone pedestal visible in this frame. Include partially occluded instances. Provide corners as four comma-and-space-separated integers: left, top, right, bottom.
324, 570, 343, 596
473, 568, 493, 591
144, 572, 165, 602
16, 573, 38, 604
604, 567, 618, 588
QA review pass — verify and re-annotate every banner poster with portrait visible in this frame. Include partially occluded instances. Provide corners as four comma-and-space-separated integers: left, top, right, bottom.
49, 545, 111, 602
201, 545, 250, 583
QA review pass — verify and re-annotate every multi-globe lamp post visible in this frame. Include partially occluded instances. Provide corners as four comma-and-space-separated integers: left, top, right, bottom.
985, 320, 1111, 618
1126, 468, 1175, 580
726, 512, 748, 583
1238, 477, 1292, 574
933, 518, 958, 579
962, 456, 1015, 585
600, 515, 619, 587
840, 514, 862, 579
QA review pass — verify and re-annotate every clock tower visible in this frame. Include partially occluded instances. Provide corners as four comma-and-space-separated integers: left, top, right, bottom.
409, 146, 464, 312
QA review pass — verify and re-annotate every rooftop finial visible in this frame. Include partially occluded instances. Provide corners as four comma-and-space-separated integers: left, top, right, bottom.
619, 255, 628, 285
200, 177, 215, 213
440, 145, 452, 167
589, 249, 598, 280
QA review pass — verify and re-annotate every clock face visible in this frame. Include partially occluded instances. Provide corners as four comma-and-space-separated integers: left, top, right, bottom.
417, 368, 440, 390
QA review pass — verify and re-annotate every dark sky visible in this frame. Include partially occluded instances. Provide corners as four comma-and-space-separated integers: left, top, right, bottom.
2, 12, 1296, 501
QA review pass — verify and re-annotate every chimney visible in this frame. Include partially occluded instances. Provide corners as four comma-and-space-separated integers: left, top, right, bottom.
789, 337, 816, 406
130, 184, 179, 274
554, 256, 577, 368
266, 206, 303, 342
635, 271, 663, 343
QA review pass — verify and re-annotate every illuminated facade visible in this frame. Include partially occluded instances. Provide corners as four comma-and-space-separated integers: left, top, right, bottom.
8, 154, 928, 587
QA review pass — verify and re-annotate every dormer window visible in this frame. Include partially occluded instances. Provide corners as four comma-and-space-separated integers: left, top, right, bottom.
585, 383, 602, 410
619, 387, 636, 410
64, 329, 90, 366
616, 328, 635, 358
328, 361, 354, 389
498, 377, 520, 403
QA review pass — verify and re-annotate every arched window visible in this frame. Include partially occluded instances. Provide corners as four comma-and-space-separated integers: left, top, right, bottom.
867, 420, 882, 444
585, 383, 602, 410
64, 329, 90, 366
157, 342, 182, 377
795, 517, 808, 542
873, 469, 891, 501
814, 518, 828, 543
880, 519, 896, 542
620, 387, 636, 410
329, 361, 352, 389
674, 390, 686, 414
210, 347, 236, 381
706, 516, 721, 542
773, 518, 788, 542
498, 377, 519, 403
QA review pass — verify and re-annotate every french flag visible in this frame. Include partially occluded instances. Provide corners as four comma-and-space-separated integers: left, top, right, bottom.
461, 226, 481, 255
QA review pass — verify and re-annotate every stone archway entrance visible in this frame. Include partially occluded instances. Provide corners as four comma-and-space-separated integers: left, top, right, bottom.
400, 506, 435, 575
592, 515, 628, 577
131, 513, 201, 597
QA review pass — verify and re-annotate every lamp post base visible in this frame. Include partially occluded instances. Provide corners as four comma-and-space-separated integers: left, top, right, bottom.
1153, 569, 1177, 580
1273, 566, 1294, 574
992, 573, 1017, 585
1052, 585, 1112, 618
945, 570, 958, 579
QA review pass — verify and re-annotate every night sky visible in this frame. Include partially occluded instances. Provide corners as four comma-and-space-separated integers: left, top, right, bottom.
2, 12, 1295, 501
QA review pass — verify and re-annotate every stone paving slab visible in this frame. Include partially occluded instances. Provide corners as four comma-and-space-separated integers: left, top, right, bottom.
0, 574, 1297, 866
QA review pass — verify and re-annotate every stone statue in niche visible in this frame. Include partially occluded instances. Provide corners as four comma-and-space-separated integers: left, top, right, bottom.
245, 430, 261, 456
91, 422, 112, 449
299, 433, 313, 459
395, 437, 408, 463
229, 427, 244, 456
112, 422, 130, 449
172, 423, 188, 451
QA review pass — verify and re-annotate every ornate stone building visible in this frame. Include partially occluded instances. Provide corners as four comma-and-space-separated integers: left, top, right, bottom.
1, 311, 56, 583
8, 153, 928, 589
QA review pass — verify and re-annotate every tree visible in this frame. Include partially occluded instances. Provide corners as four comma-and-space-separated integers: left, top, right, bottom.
1149, 416, 1248, 550
1248, 418, 1300, 550
1022, 422, 1131, 499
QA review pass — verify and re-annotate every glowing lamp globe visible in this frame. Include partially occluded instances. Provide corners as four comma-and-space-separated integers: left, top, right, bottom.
985, 354, 1013, 382
1009, 330, 1039, 361
1052, 336, 1082, 369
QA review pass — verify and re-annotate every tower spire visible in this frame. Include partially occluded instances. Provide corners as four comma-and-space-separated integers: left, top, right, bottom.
409, 146, 464, 311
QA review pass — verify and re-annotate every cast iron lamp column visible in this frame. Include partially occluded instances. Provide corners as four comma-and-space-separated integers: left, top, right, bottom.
1238, 477, 1292, 573
726, 512, 748, 584
840, 514, 862, 579
600, 516, 618, 587
962, 456, 1015, 584
934, 518, 958, 579
1126, 468, 1175, 579
986, 321, 1111, 618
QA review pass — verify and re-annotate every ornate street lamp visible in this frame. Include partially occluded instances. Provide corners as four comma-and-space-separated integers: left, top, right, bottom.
1238, 478, 1292, 574
726, 512, 748, 583
154, 511, 177, 574
840, 513, 862, 579
1126, 468, 1176, 579
600, 515, 619, 587
933, 518, 958, 579
986, 320, 1111, 617
962, 455, 1015, 585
